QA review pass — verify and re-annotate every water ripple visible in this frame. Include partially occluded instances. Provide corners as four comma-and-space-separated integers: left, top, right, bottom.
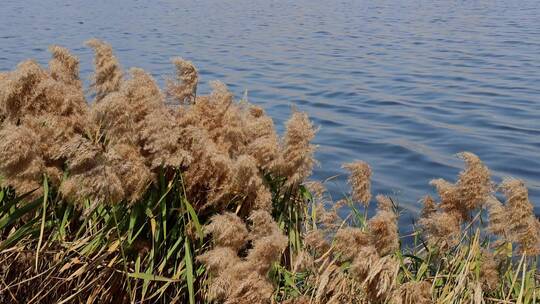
1, 0, 539, 220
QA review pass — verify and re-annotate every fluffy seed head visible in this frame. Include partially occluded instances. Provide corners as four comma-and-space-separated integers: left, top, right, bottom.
60, 161, 125, 206
105, 143, 153, 204
419, 211, 461, 249
343, 160, 372, 206
48, 45, 81, 88
204, 212, 248, 251
86, 39, 123, 101
499, 178, 540, 255
486, 195, 507, 239
0, 123, 44, 197
199, 211, 285, 304
166, 57, 198, 104
350, 247, 399, 302
305, 181, 327, 202
393, 281, 432, 304
304, 230, 330, 257
0, 60, 48, 121
420, 195, 437, 218
480, 251, 500, 292
368, 195, 399, 256
430, 152, 492, 222
197, 247, 241, 277
0, 123, 41, 176
247, 231, 288, 275
456, 152, 492, 210
333, 227, 370, 261
248, 210, 281, 240
279, 110, 317, 187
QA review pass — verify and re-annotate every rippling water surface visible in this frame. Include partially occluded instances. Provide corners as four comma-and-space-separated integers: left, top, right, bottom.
2, 0, 539, 228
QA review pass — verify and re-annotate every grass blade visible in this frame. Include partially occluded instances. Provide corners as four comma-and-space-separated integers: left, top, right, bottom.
35, 176, 48, 271
184, 238, 195, 304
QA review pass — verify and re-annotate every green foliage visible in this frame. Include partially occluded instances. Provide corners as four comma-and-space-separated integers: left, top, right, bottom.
0, 176, 538, 303
0, 171, 209, 303
269, 194, 540, 304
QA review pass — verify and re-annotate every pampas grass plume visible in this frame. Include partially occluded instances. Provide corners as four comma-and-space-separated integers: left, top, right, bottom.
499, 178, 540, 255
204, 212, 248, 251
333, 227, 370, 261
368, 195, 399, 256
393, 281, 432, 304
167, 57, 198, 104
86, 39, 123, 101
343, 160, 372, 206
48, 45, 81, 88
280, 110, 317, 187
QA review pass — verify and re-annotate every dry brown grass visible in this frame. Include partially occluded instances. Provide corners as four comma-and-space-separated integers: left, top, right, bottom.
0, 39, 315, 215
0, 41, 538, 304
198, 211, 287, 303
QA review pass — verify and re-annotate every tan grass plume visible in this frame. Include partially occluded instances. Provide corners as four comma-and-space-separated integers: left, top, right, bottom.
86, 39, 123, 101
166, 57, 198, 104
343, 160, 372, 206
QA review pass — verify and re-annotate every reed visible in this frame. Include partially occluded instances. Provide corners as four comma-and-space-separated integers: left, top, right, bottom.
0, 41, 538, 303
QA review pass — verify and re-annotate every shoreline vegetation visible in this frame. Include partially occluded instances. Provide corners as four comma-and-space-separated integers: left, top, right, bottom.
0, 40, 538, 303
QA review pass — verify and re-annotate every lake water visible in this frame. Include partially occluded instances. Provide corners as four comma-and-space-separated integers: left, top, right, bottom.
1, 0, 539, 228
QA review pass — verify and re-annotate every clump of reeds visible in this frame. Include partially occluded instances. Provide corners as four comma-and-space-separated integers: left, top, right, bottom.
0, 39, 316, 215
419, 152, 492, 249
0, 40, 317, 303
274, 152, 539, 304
489, 178, 540, 255
0, 41, 538, 304
198, 210, 287, 303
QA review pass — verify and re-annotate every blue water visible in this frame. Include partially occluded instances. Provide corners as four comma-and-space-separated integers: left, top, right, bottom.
1, 0, 539, 228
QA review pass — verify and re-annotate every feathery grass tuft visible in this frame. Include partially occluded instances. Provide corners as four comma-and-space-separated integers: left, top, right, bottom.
0, 42, 538, 304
